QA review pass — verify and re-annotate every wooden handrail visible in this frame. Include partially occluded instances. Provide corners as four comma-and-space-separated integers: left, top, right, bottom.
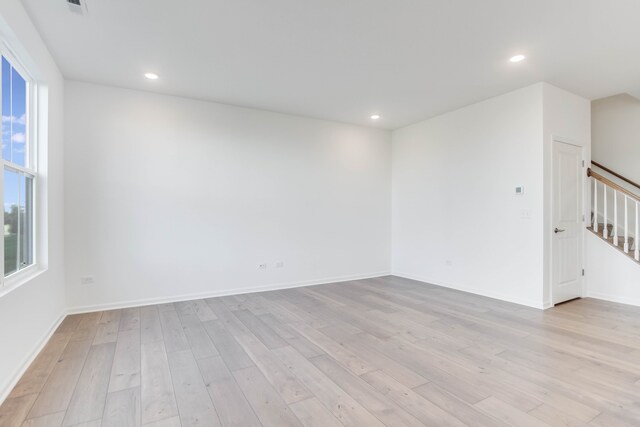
591, 160, 640, 191
588, 168, 640, 203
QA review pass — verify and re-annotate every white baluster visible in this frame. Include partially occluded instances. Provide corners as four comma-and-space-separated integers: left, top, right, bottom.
613, 190, 618, 246
593, 179, 598, 233
603, 185, 608, 239
636, 202, 640, 262
624, 196, 629, 253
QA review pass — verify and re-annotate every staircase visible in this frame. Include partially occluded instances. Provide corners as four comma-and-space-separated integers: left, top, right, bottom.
588, 224, 638, 264
588, 163, 640, 265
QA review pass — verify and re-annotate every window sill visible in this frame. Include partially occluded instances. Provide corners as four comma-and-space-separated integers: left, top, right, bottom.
0, 266, 47, 298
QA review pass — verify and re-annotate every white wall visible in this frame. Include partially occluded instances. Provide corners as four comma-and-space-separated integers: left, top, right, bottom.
588, 93, 640, 306
0, 1, 66, 401
592, 94, 640, 185
542, 84, 591, 306
65, 82, 391, 311
391, 84, 546, 308
391, 83, 590, 309
586, 231, 640, 306
590, 94, 640, 238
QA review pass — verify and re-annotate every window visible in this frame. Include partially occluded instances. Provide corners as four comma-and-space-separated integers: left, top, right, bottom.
1, 54, 36, 281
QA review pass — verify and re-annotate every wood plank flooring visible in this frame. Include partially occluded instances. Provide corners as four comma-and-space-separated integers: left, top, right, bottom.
2, 275, 640, 426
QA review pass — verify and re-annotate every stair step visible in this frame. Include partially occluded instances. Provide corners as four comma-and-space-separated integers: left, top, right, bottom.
588, 227, 640, 265
607, 235, 635, 248
591, 224, 636, 248
596, 223, 613, 231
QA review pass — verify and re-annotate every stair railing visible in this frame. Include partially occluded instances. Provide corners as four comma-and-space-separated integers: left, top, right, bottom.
592, 160, 640, 190
588, 166, 640, 261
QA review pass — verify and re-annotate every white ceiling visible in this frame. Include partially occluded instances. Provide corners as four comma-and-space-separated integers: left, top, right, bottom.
21, 0, 640, 129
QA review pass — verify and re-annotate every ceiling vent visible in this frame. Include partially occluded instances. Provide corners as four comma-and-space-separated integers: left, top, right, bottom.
67, 0, 88, 14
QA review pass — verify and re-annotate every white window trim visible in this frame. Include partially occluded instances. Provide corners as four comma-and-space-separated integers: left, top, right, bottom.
0, 43, 43, 295
0, 265, 45, 297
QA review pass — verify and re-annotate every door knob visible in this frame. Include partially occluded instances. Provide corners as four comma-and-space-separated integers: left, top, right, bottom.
554, 228, 566, 234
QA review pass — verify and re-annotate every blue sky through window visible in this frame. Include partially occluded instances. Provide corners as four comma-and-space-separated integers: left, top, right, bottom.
2, 56, 27, 213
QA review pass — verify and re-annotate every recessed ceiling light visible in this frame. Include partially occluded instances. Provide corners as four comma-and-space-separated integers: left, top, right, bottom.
144, 72, 159, 80
370, 114, 381, 120
509, 55, 526, 63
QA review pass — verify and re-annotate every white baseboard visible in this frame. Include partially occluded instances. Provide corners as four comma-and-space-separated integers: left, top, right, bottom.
541, 301, 554, 309
586, 291, 640, 308
67, 271, 391, 314
392, 271, 547, 310
0, 310, 67, 405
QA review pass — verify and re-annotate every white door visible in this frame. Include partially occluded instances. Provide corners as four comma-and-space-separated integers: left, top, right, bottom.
552, 140, 584, 304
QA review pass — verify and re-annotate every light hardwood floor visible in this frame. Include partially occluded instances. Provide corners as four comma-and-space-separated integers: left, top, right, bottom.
2, 275, 640, 426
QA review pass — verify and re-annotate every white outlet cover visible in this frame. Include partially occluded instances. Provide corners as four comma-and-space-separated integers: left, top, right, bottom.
80, 276, 95, 285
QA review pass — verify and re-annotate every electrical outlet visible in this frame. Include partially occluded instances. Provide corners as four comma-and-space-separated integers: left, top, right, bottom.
275, 261, 284, 268
258, 263, 267, 270
80, 276, 95, 285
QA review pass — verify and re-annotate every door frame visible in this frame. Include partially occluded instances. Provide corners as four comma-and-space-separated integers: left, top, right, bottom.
550, 136, 586, 306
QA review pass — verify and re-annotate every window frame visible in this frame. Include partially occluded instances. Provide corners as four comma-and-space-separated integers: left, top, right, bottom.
0, 46, 39, 290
